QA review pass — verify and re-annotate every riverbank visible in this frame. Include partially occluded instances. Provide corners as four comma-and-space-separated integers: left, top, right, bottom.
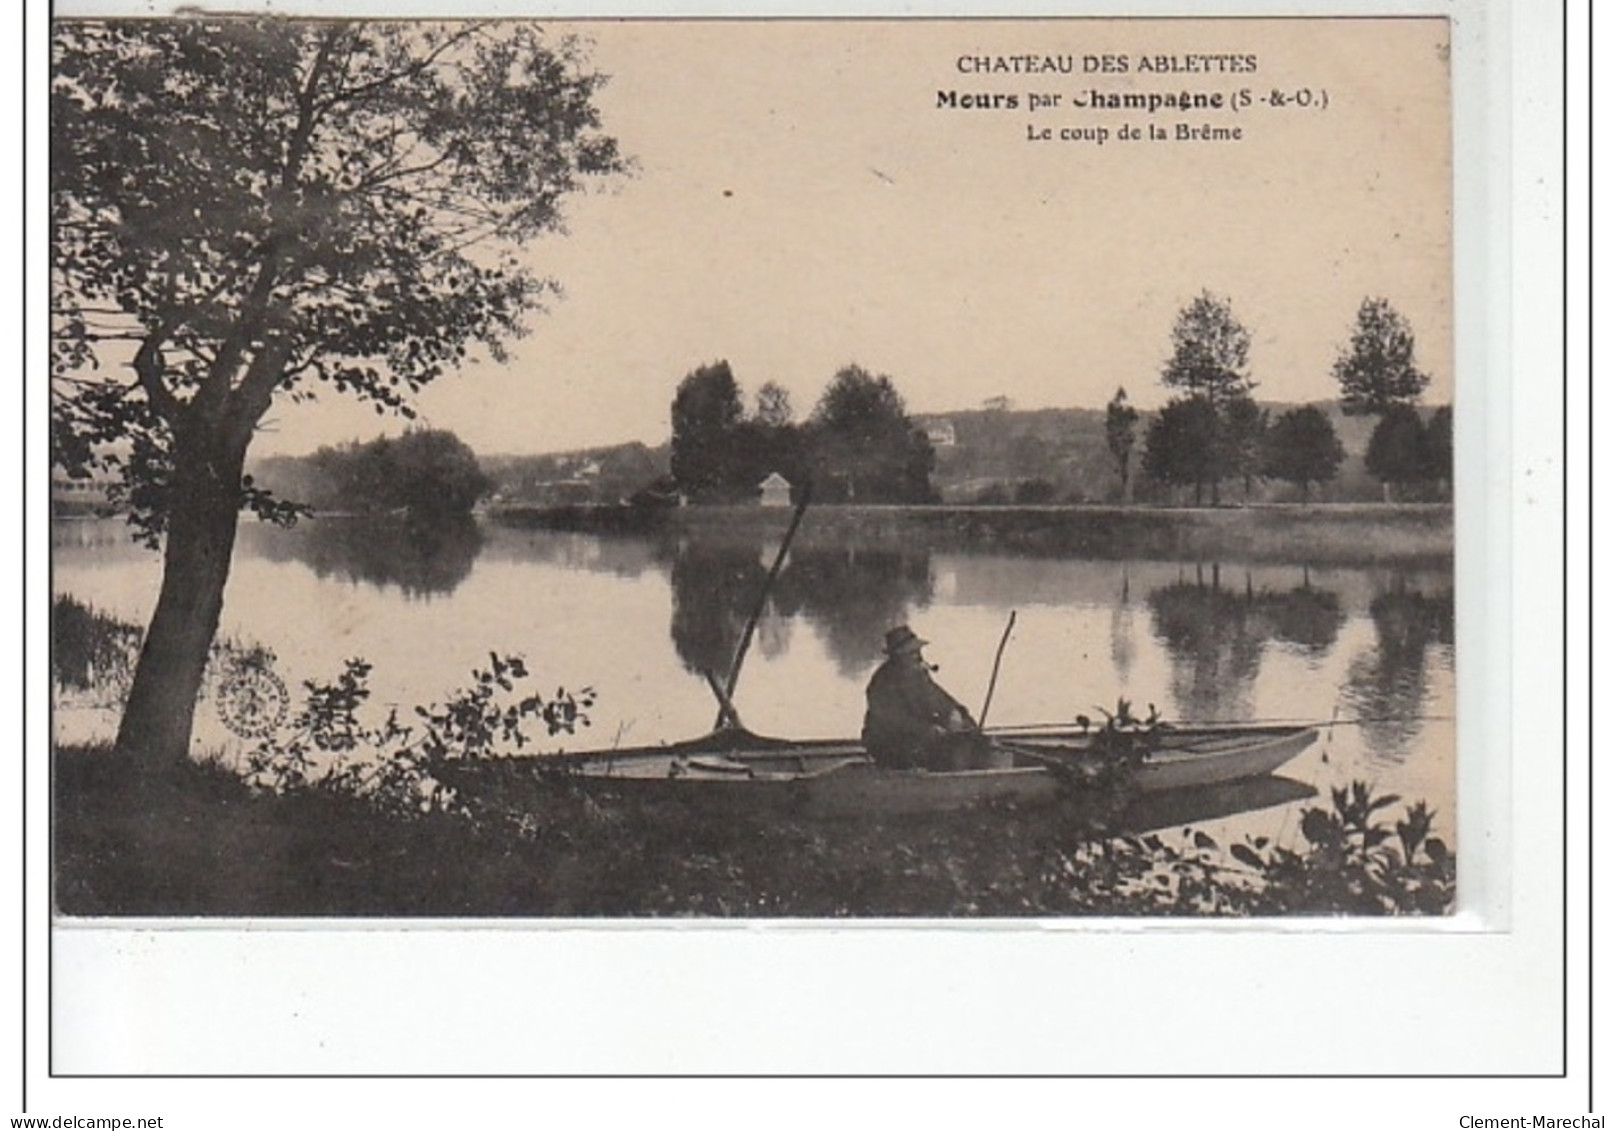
491, 502, 1453, 566
54, 742, 1453, 918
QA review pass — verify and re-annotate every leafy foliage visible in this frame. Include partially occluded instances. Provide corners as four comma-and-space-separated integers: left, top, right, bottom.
52, 595, 141, 694
669, 361, 746, 501
1144, 294, 1262, 505
1221, 395, 1267, 499
55, 628, 1454, 916
1142, 396, 1223, 503
1365, 404, 1427, 491
244, 653, 595, 815
52, 19, 624, 764
1332, 297, 1430, 416
808, 364, 935, 504
53, 19, 624, 503
1421, 404, 1453, 489
754, 381, 794, 428
301, 429, 491, 518
1160, 291, 1254, 406
1262, 405, 1346, 500
667, 362, 935, 505
1103, 386, 1139, 500
1216, 784, 1455, 914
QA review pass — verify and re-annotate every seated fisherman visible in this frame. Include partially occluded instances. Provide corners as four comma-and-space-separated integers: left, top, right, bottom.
861, 625, 983, 770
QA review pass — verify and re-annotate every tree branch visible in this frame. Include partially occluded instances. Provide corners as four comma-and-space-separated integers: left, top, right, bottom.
226, 335, 296, 453
313, 24, 485, 112
132, 328, 182, 424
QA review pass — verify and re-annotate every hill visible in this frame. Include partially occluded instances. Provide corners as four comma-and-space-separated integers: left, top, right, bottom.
248, 400, 1444, 513
479, 441, 671, 506
914, 401, 1444, 505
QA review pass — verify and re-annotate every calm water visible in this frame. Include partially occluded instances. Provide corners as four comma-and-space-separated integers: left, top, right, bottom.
52, 515, 1456, 844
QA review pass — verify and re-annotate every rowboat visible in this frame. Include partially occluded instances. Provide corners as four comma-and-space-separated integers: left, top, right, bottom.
430, 722, 1319, 820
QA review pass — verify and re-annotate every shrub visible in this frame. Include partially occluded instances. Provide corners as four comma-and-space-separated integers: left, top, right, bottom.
244, 653, 595, 817
52, 595, 141, 694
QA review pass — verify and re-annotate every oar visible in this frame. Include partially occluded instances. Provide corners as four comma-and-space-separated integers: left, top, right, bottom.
703, 670, 744, 731
710, 484, 813, 730
976, 610, 1016, 730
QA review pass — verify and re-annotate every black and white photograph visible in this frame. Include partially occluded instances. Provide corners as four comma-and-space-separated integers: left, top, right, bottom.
48, 15, 1462, 921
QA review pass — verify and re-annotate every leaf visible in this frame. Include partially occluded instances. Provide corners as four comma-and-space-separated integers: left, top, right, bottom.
1229, 843, 1264, 870
1192, 831, 1217, 851
1424, 838, 1450, 864
1367, 793, 1402, 812
1300, 808, 1335, 845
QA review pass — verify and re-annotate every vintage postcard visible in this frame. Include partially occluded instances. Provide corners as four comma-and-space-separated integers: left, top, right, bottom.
48, 15, 1459, 925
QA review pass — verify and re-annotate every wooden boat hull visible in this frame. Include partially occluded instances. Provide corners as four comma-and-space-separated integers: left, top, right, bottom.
432, 723, 1319, 819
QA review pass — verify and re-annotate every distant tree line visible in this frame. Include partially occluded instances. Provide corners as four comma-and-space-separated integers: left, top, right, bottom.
668, 362, 936, 504
1107, 293, 1452, 506
257, 429, 491, 520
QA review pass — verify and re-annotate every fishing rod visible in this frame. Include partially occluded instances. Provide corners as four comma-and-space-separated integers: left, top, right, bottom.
984, 713, 1455, 733
977, 610, 1016, 730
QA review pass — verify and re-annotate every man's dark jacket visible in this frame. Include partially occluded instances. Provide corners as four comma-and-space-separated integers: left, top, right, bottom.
861, 656, 973, 768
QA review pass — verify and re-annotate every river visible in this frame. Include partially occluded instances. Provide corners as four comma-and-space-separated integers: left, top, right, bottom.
51, 513, 1455, 846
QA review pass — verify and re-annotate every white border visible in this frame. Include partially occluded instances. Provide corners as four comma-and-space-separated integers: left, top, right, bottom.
17, 0, 1590, 1120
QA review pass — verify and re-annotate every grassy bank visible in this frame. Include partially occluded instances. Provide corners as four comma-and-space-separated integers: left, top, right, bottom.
54, 742, 1453, 918
492, 502, 1453, 566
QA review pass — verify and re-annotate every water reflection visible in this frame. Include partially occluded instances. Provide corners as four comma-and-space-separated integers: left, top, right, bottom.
1342, 583, 1455, 764
241, 515, 483, 599
664, 538, 770, 678
1146, 567, 1347, 720
55, 517, 1456, 847
661, 538, 937, 679
770, 546, 935, 677
1148, 570, 1267, 720
1264, 584, 1346, 657
215, 519, 1449, 759
1109, 571, 1136, 684
481, 527, 661, 579
1122, 775, 1317, 834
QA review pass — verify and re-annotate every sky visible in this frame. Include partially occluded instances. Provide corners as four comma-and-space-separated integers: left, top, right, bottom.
246, 17, 1454, 457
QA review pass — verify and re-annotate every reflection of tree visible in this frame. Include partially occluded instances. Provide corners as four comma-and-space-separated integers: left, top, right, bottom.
1263, 584, 1345, 656
1342, 584, 1454, 764
659, 537, 935, 682
772, 546, 935, 677
754, 606, 793, 662
665, 540, 768, 678
1109, 570, 1135, 683
1149, 568, 1350, 718
245, 515, 482, 598
1147, 569, 1266, 720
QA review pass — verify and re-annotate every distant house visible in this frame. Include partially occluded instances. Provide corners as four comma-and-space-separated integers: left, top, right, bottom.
921, 418, 957, 448
757, 472, 793, 507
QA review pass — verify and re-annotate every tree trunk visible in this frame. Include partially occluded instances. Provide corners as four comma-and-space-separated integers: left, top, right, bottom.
115, 436, 247, 769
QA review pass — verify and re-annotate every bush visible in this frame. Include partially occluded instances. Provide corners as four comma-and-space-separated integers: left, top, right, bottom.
52, 595, 140, 694
55, 657, 1454, 918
